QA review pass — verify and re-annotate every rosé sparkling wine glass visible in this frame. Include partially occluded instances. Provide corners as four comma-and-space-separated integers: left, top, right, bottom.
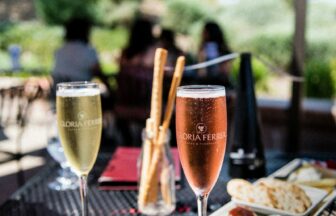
176, 85, 227, 216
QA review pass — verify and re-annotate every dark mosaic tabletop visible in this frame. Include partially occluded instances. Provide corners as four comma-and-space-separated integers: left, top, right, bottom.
1, 151, 334, 216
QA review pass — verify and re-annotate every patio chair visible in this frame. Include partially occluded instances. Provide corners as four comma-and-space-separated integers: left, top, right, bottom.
0, 84, 43, 164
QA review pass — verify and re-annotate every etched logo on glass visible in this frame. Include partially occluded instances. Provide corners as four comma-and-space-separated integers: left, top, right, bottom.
196, 123, 207, 134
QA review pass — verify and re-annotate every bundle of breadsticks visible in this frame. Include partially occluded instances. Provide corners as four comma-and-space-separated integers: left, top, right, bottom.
138, 48, 185, 208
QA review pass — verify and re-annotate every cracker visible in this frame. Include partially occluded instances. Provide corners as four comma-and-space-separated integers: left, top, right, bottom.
227, 178, 312, 213
256, 178, 311, 212
227, 179, 274, 207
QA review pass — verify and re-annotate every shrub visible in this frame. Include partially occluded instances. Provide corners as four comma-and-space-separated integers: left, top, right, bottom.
35, 0, 98, 25
0, 51, 11, 70
91, 26, 128, 74
0, 21, 128, 74
305, 60, 335, 99
95, 0, 139, 26
162, 0, 213, 34
232, 56, 270, 93
306, 39, 336, 63
0, 22, 62, 70
91, 27, 127, 52
244, 34, 292, 69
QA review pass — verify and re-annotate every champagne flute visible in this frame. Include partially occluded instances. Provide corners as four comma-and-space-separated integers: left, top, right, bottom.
176, 85, 227, 216
56, 82, 102, 216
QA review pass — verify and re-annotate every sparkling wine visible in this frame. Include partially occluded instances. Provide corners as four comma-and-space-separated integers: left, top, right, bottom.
176, 86, 227, 195
57, 89, 102, 175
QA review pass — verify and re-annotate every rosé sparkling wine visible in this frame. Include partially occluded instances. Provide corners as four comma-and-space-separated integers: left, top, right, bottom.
176, 85, 227, 197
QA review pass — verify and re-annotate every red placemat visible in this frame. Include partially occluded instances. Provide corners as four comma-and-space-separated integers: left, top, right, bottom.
98, 147, 181, 190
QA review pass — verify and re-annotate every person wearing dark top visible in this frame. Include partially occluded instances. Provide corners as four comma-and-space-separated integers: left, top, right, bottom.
115, 18, 157, 146
157, 29, 184, 72
51, 18, 111, 105
52, 18, 106, 85
51, 18, 114, 148
198, 21, 233, 87
119, 18, 156, 67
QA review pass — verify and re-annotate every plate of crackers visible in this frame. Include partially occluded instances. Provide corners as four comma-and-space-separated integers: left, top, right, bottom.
227, 178, 328, 216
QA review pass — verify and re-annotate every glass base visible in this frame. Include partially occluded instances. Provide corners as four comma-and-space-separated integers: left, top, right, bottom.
48, 176, 78, 191
139, 201, 175, 216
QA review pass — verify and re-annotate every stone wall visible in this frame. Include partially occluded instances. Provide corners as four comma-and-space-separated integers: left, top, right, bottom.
0, 0, 35, 21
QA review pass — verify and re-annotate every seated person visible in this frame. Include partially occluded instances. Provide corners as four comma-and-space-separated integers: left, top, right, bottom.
197, 21, 233, 88
51, 17, 110, 102
157, 29, 184, 74
115, 18, 157, 146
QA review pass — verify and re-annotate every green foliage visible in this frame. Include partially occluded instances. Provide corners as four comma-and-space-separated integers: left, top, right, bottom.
163, 0, 213, 34
1, 0, 335, 100
245, 34, 292, 68
0, 22, 63, 69
0, 51, 11, 69
0, 22, 126, 73
232, 57, 270, 92
35, 0, 140, 26
95, 0, 139, 26
91, 26, 128, 74
306, 38, 336, 63
35, 0, 98, 25
304, 60, 336, 99
331, 59, 336, 98
225, 0, 291, 27
91, 27, 128, 52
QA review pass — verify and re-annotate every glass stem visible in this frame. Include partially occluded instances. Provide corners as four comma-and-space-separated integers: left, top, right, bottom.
79, 175, 88, 216
197, 194, 208, 216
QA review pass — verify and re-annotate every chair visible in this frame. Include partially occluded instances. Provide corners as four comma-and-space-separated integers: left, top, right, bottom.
0, 84, 43, 164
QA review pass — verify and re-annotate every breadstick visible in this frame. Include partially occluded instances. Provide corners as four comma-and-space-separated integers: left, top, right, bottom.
138, 118, 154, 207
158, 56, 185, 204
140, 48, 167, 205
160, 56, 185, 138
150, 48, 167, 141
142, 56, 185, 203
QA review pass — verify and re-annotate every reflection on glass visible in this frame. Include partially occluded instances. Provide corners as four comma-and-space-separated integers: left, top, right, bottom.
47, 133, 78, 191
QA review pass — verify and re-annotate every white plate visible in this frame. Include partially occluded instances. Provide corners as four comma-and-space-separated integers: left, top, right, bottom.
210, 202, 236, 216
312, 190, 336, 216
231, 185, 328, 216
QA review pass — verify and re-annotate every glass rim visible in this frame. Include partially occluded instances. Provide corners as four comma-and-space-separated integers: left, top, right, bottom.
57, 81, 99, 89
177, 85, 226, 97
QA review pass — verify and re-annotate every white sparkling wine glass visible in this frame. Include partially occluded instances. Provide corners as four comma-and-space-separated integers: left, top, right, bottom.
176, 85, 227, 216
56, 82, 102, 216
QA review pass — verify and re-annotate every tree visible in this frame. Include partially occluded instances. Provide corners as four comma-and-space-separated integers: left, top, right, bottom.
35, 0, 98, 25
35, 0, 142, 26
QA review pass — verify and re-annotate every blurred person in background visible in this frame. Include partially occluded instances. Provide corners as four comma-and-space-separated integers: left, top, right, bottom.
119, 18, 156, 69
115, 18, 157, 146
198, 21, 233, 88
51, 17, 110, 98
51, 17, 114, 147
157, 29, 184, 72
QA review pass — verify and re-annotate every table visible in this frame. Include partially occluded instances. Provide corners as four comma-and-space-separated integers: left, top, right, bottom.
0, 151, 333, 215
